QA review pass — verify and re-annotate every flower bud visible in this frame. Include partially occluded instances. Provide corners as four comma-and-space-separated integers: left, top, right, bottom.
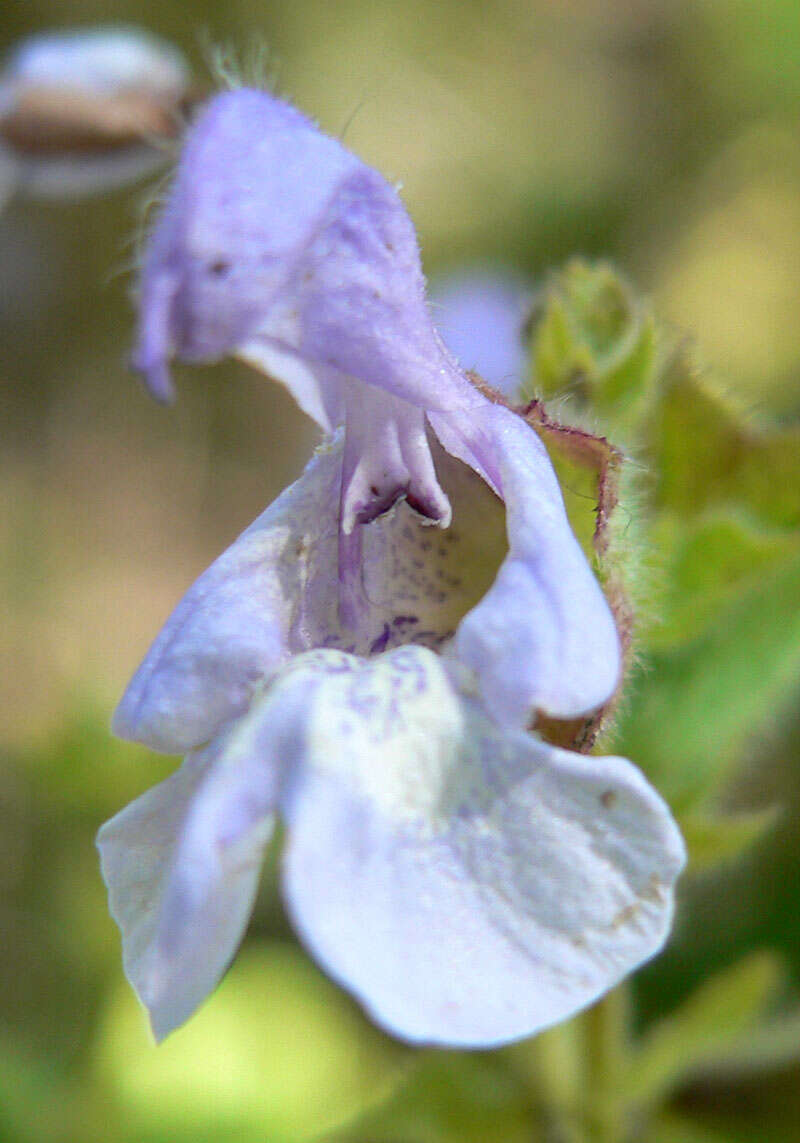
0, 26, 195, 200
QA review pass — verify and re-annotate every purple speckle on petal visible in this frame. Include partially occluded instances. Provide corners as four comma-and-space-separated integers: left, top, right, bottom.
369, 624, 391, 655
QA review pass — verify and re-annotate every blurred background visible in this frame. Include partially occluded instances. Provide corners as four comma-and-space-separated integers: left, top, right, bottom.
2, 1, 800, 1140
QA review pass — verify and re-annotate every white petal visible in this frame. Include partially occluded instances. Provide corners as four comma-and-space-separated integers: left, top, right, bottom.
433, 400, 621, 724
236, 338, 342, 433
4, 27, 188, 96
113, 430, 507, 754
97, 704, 283, 1040
280, 646, 685, 1047
112, 442, 343, 752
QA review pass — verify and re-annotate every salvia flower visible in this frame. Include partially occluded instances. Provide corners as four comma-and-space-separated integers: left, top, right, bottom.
0, 27, 192, 203
98, 88, 685, 1047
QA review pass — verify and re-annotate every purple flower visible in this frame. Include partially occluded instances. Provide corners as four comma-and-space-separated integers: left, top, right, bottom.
99, 89, 684, 1047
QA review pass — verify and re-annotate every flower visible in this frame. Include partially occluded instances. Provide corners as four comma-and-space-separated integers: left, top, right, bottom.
0, 27, 191, 205
99, 88, 685, 1048
431, 267, 531, 399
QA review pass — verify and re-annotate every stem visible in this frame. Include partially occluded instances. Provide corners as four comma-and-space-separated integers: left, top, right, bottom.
582, 986, 629, 1143
514, 984, 631, 1142
526, 1022, 585, 1142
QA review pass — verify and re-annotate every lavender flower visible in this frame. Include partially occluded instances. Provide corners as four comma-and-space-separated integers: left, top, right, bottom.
98, 89, 684, 1047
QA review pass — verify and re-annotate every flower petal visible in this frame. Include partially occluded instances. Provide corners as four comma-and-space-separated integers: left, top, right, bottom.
280, 646, 685, 1047
236, 339, 343, 432
112, 442, 343, 752
3, 27, 188, 95
133, 88, 483, 419
432, 399, 622, 725
114, 428, 509, 753
251, 164, 480, 416
339, 383, 451, 535
97, 701, 284, 1041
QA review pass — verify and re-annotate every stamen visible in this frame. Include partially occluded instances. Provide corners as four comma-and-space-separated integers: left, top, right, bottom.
337, 385, 452, 628
339, 384, 450, 535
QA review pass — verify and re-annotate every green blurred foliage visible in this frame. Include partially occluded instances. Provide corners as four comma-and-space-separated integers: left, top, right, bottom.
2, 1, 800, 1142
524, 258, 800, 811
509, 258, 800, 1141
95, 944, 408, 1142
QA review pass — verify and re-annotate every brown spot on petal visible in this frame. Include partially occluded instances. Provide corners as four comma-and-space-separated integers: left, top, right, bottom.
611, 875, 665, 931
611, 900, 642, 930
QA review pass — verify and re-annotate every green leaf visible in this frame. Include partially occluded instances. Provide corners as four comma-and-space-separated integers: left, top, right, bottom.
614, 547, 800, 807
519, 400, 640, 749
0, 1038, 72, 1143
595, 314, 658, 422
525, 260, 657, 433
526, 263, 800, 532
558, 260, 632, 361
646, 512, 799, 652
651, 350, 800, 528
679, 806, 780, 872
687, 1008, 800, 1079
520, 400, 625, 570
651, 1101, 800, 1143
530, 295, 581, 397
648, 1112, 741, 1143
621, 953, 783, 1108
94, 942, 408, 1143
332, 1053, 532, 1143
